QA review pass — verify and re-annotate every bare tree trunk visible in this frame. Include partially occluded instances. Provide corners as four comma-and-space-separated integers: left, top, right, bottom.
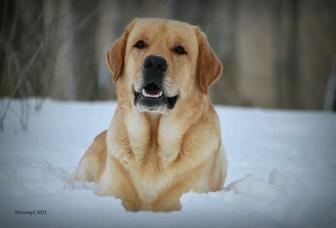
273, 0, 299, 109
0, 0, 17, 96
324, 56, 336, 111
204, 0, 239, 105
71, 0, 100, 100
298, 0, 336, 109
44, 0, 76, 100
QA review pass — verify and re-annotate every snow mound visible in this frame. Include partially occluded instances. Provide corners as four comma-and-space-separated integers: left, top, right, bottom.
226, 169, 279, 198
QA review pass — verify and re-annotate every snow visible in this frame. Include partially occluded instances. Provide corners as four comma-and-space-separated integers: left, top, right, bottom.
0, 98, 335, 228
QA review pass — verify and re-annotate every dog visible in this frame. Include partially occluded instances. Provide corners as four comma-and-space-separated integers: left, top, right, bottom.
74, 18, 227, 211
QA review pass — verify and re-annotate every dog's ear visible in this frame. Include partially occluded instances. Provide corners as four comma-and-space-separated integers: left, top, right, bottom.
106, 19, 137, 82
195, 27, 223, 94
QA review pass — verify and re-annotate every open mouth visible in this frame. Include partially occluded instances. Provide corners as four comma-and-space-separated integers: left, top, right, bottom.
133, 83, 178, 110
141, 83, 163, 98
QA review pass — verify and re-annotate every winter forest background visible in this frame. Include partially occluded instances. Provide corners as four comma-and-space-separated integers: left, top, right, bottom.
1, 0, 336, 110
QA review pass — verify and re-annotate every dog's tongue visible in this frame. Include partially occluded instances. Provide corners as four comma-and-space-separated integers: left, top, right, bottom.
144, 83, 161, 95
146, 88, 161, 95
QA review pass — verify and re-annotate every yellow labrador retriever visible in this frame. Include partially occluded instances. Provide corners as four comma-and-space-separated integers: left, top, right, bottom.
74, 18, 227, 211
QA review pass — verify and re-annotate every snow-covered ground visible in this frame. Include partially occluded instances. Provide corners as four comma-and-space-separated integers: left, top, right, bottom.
0, 99, 335, 228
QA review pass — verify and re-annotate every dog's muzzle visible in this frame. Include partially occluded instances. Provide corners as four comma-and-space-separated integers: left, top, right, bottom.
133, 55, 178, 112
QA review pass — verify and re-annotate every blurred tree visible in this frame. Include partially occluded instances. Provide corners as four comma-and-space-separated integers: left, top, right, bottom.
44, 0, 75, 100
324, 56, 336, 111
274, 0, 299, 109
71, 0, 100, 100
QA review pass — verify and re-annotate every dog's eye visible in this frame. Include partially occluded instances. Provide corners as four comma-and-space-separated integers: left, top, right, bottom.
133, 40, 147, 49
173, 45, 187, 55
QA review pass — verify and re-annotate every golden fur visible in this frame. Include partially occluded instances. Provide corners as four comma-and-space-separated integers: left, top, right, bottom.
74, 18, 227, 211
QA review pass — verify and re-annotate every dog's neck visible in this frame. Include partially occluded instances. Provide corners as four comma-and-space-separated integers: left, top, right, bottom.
108, 95, 208, 169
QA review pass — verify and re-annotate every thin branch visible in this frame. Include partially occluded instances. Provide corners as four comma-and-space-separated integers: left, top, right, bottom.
0, 41, 44, 131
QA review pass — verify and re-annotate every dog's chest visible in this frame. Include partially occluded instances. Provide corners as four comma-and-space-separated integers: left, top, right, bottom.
129, 167, 172, 203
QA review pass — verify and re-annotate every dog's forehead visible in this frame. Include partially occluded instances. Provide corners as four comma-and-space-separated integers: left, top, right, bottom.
129, 19, 197, 44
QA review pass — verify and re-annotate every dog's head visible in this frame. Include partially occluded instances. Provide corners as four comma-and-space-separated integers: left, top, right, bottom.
106, 18, 222, 114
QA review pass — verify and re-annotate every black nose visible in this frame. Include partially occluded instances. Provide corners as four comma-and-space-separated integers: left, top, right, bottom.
144, 55, 167, 72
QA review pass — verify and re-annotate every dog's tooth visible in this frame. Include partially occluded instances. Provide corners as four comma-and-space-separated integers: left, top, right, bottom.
141, 89, 163, 98
143, 89, 150, 98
